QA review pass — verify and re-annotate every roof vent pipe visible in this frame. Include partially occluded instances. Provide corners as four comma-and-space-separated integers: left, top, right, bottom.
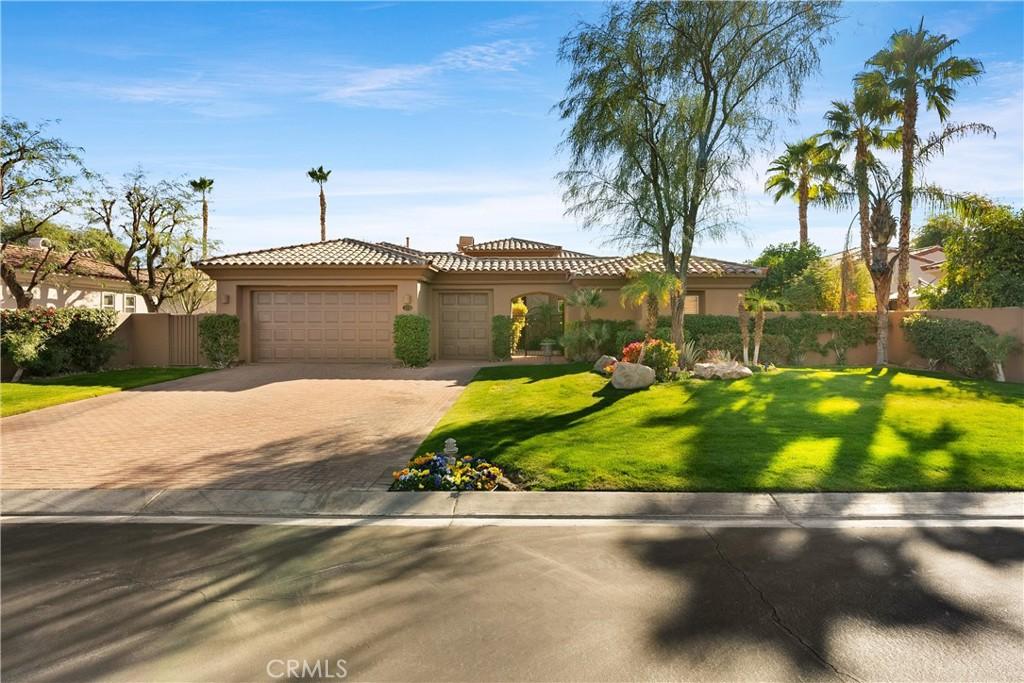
405, 236, 410, 248
27, 237, 51, 249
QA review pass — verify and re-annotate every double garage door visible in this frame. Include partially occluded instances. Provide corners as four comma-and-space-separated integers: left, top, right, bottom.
253, 290, 394, 362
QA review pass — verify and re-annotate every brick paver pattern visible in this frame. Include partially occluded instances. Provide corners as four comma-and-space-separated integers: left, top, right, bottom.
1, 362, 481, 491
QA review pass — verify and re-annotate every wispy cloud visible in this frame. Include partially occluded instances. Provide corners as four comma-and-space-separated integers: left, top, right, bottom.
474, 14, 540, 36
38, 39, 536, 116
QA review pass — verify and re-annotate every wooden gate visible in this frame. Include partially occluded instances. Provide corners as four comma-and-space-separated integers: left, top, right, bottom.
169, 315, 203, 366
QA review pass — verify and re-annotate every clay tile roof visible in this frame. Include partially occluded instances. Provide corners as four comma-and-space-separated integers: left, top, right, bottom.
197, 238, 428, 267
573, 253, 762, 278
460, 237, 562, 253
1, 244, 135, 282
197, 237, 763, 278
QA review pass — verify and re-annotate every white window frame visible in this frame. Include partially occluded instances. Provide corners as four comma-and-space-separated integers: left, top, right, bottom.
101, 292, 116, 310
124, 294, 137, 313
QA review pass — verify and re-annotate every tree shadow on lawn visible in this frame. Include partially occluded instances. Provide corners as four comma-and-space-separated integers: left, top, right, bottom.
646, 367, 1010, 492
422, 364, 1019, 491
624, 525, 1024, 680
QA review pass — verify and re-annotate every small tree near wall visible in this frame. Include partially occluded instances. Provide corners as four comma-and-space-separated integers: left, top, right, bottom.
394, 314, 430, 367
198, 314, 239, 368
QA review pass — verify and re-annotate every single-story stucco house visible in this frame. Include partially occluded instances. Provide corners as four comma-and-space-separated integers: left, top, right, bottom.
196, 236, 764, 363
2, 241, 146, 314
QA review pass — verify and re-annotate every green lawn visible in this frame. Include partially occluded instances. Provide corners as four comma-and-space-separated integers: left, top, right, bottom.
1, 367, 211, 417
419, 364, 1024, 491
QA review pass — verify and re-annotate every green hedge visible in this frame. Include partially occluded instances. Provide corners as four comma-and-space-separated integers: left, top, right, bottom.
699, 332, 791, 365
394, 314, 431, 367
901, 314, 996, 377
492, 315, 513, 360
198, 314, 240, 368
0, 308, 119, 376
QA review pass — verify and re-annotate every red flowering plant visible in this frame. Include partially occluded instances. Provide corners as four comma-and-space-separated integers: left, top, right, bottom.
392, 452, 505, 491
619, 339, 679, 381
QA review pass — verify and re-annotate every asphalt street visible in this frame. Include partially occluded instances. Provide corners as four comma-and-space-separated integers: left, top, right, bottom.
3, 523, 1023, 682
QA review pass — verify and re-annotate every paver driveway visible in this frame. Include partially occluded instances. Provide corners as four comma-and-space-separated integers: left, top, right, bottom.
1, 362, 481, 491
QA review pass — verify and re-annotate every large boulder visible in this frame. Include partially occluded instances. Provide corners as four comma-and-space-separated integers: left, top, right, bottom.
611, 361, 655, 390
693, 361, 753, 380
593, 355, 618, 374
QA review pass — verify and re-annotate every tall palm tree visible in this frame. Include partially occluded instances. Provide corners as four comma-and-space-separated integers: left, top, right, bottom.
619, 271, 681, 340
764, 135, 844, 246
307, 166, 332, 241
857, 19, 983, 309
822, 88, 901, 265
188, 177, 214, 258
565, 287, 605, 327
743, 292, 783, 365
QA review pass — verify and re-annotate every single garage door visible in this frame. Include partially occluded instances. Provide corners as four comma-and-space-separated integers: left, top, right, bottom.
438, 292, 490, 359
253, 290, 394, 362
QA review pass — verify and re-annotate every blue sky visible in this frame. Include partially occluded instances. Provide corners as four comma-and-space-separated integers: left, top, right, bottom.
4, 1, 1022, 261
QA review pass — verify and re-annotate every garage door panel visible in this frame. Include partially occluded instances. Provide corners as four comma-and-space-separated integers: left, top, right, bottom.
253, 289, 394, 363
438, 291, 490, 360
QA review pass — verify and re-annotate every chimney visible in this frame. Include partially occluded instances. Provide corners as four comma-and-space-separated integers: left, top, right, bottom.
457, 235, 475, 252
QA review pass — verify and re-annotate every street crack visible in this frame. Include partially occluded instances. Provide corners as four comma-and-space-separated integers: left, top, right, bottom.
703, 528, 861, 683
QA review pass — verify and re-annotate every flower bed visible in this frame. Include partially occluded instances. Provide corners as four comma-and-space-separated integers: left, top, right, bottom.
392, 453, 505, 491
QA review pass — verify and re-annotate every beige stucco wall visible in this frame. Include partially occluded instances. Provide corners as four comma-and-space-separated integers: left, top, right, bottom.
1, 274, 146, 313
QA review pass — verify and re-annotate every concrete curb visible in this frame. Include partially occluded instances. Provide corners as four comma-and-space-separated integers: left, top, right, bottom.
2, 489, 1021, 526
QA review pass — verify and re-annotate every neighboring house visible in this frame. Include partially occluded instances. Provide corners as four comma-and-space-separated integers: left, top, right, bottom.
826, 245, 944, 308
197, 235, 764, 363
1, 242, 146, 314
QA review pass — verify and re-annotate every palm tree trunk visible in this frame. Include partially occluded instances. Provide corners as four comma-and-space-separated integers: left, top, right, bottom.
871, 269, 892, 365
201, 196, 209, 258
798, 180, 809, 246
737, 296, 749, 365
753, 309, 765, 365
319, 186, 327, 241
855, 139, 871, 267
896, 90, 917, 310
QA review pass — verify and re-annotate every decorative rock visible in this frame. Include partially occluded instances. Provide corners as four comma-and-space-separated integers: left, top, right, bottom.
593, 355, 618, 374
611, 361, 656, 390
693, 361, 753, 380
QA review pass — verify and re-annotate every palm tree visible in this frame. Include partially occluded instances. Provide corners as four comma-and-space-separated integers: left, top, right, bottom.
188, 177, 214, 258
743, 292, 783, 365
619, 271, 681, 341
737, 294, 750, 365
764, 135, 844, 246
822, 88, 900, 265
307, 166, 332, 241
565, 287, 605, 327
857, 19, 983, 309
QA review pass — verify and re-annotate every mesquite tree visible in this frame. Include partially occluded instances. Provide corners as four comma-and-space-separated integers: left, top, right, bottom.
84, 171, 200, 312
558, 1, 839, 349
1, 117, 90, 308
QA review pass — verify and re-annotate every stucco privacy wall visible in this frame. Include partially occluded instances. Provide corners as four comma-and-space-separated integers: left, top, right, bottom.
763, 307, 1024, 383
108, 313, 209, 367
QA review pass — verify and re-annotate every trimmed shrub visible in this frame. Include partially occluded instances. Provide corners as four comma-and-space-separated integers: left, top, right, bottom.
561, 321, 611, 362
622, 339, 679, 380
491, 315, 513, 361
901, 314, 995, 377
511, 298, 528, 353
592, 319, 640, 356
393, 314, 430, 367
198, 314, 240, 368
0, 308, 118, 377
